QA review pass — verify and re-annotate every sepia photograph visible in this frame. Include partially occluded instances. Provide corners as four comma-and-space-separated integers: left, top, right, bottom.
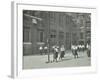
23, 10, 91, 69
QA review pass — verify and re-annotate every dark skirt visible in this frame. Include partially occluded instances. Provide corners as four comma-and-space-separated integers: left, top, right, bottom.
74, 50, 78, 55
72, 50, 78, 55
60, 51, 65, 58
53, 52, 58, 59
87, 49, 90, 57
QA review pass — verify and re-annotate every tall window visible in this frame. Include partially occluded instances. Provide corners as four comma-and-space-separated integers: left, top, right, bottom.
40, 31, 43, 42
59, 31, 64, 45
23, 27, 30, 42
59, 32, 64, 40
66, 32, 71, 49
59, 14, 63, 27
80, 32, 84, 39
50, 30, 56, 45
72, 33, 77, 44
38, 30, 44, 42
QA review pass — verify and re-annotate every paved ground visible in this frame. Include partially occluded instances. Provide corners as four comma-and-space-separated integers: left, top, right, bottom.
23, 51, 91, 69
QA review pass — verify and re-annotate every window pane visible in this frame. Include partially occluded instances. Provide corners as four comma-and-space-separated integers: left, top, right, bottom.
40, 31, 43, 42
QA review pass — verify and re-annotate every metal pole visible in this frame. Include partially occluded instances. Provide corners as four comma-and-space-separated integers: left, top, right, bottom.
47, 12, 50, 63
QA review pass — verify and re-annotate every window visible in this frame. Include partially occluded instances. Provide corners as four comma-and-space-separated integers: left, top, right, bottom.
49, 12, 55, 26
38, 30, 44, 42
59, 32, 64, 40
80, 19, 84, 27
72, 33, 77, 44
58, 31, 64, 45
50, 30, 56, 45
50, 30, 56, 38
66, 32, 71, 49
80, 32, 84, 39
23, 28, 30, 42
40, 31, 43, 42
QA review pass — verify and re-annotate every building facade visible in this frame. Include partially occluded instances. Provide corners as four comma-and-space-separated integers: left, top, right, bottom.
23, 10, 90, 55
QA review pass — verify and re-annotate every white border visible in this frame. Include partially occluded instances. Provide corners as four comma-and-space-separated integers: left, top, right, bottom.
11, 2, 97, 79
